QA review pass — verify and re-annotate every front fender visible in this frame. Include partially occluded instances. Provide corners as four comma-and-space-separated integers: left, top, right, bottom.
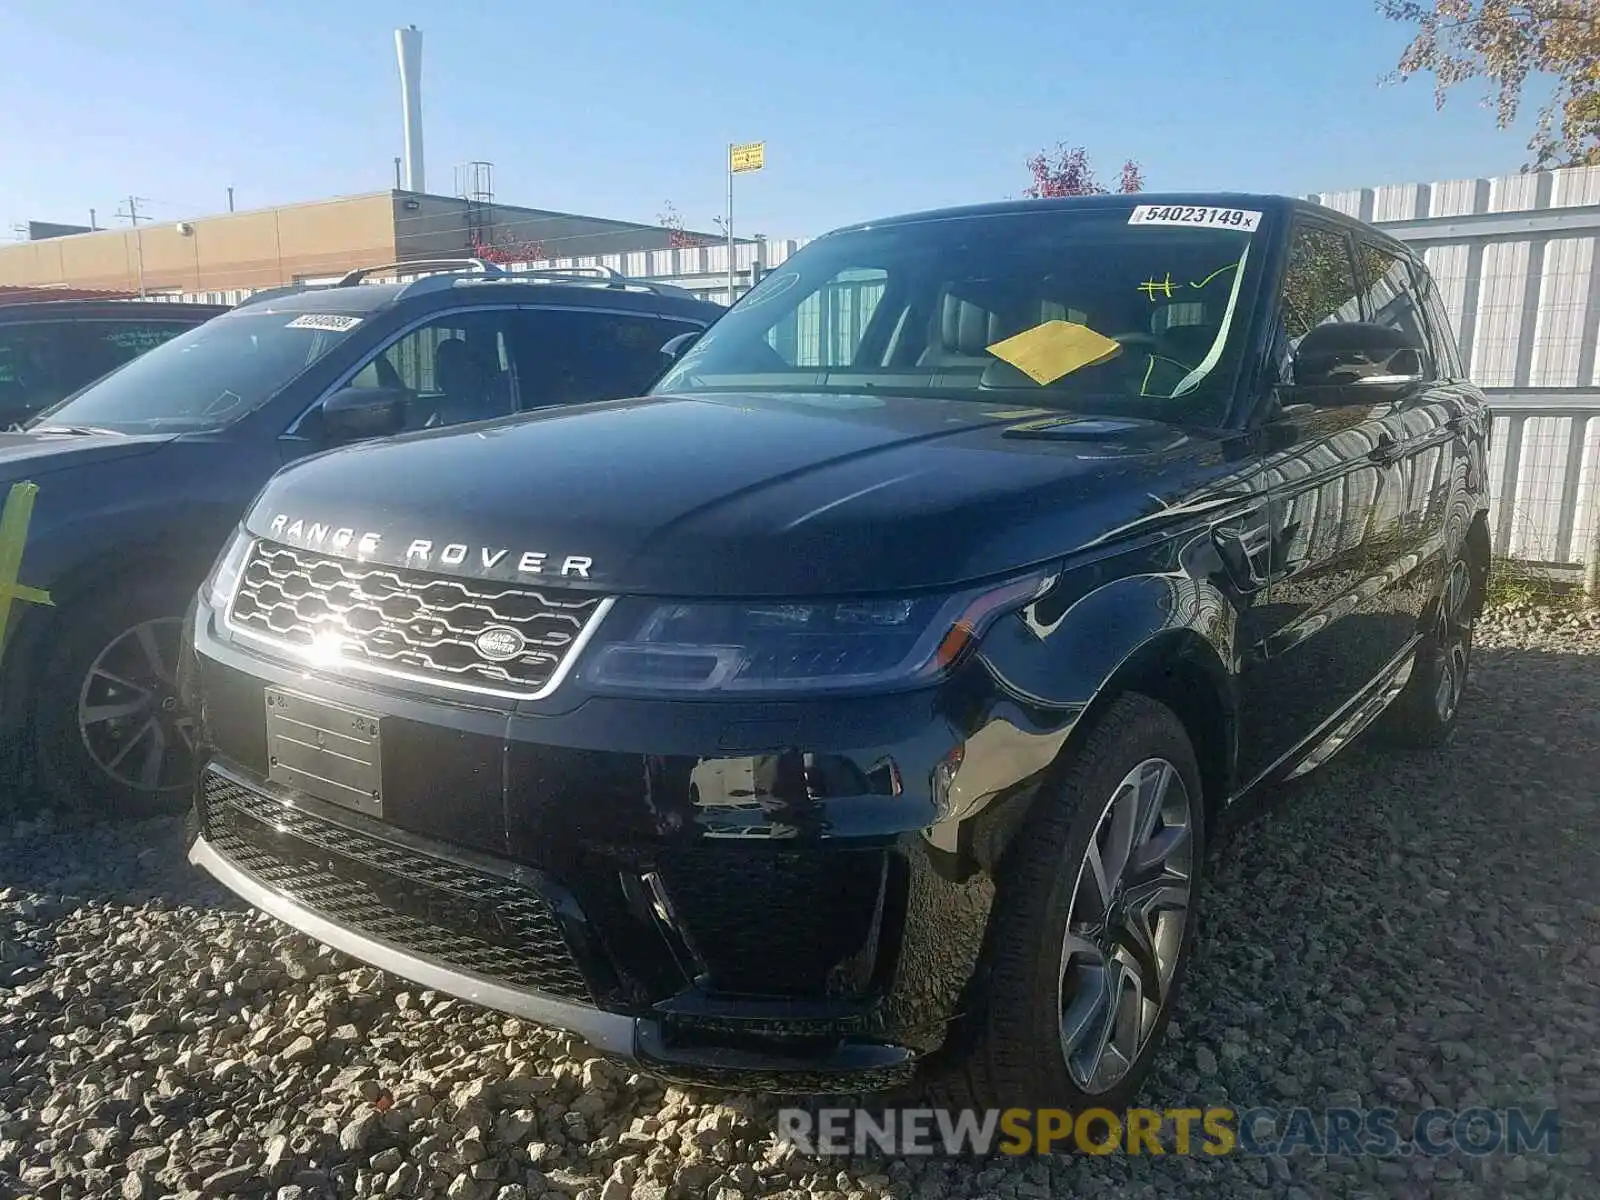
932, 541, 1238, 869
0, 500, 241, 745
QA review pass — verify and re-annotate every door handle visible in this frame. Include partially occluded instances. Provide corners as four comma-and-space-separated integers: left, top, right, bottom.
1368, 433, 1402, 465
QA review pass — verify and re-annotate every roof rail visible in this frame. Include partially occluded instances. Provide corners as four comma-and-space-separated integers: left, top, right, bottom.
335, 258, 504, 287
503, 266, 699, 300
521, 264, 625, 282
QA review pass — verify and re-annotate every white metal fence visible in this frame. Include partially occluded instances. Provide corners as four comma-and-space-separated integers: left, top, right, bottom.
1309, 165, 1600, 571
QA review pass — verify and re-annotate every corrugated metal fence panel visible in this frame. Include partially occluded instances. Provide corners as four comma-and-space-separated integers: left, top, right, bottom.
1309, 164, 1600, 567
1483, 408, 1600, 566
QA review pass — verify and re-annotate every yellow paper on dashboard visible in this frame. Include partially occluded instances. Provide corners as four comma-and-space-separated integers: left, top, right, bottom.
985, 321, 1122, 386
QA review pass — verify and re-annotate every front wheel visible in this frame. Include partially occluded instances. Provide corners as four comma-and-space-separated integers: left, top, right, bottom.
33, 581, 198, 818
926, 693, 1204, 1111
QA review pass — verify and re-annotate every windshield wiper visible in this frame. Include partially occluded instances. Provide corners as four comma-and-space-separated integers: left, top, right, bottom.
30, 424, 127, 437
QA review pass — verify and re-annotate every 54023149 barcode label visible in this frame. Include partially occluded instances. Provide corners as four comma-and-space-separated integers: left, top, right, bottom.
1127, 205, 1262, 232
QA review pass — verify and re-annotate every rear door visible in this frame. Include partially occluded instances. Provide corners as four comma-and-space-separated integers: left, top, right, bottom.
1351, 240, 1467, 604
511, 306, 709, 408
1234, 218, 1414, 786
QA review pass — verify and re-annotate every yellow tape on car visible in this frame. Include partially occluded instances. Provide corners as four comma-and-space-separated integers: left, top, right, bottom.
0, 481, 54, 661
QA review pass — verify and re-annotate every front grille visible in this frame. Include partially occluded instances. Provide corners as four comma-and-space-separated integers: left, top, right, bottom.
228, 540, 605, 696
201, 771, 592, 1003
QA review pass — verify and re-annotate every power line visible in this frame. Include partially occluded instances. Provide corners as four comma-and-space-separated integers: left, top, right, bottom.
116, 196, 150, 227
115, 196, 150, 297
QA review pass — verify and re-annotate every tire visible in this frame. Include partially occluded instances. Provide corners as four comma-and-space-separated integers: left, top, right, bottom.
925, 692, 1205, 1112
1377, 553, 1476, 750
33, 579, 198, 819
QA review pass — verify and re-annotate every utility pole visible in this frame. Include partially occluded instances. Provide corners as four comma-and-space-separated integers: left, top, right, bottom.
117, 196, 149, 297
725, 141, 765, 304
88, 208, 97, 231
227, 187, 235, 213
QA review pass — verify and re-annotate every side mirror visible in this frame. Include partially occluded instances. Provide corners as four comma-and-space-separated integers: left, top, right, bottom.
1291, 322, 1426, 397
321, 385, 409, 441
660, 330, 702, 363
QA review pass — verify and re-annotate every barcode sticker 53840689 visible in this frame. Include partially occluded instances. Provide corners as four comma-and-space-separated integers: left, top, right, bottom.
1128, 205, 1262, 232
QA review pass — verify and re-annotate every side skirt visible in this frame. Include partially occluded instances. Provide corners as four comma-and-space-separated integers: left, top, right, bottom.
1223, 634, 1420, 822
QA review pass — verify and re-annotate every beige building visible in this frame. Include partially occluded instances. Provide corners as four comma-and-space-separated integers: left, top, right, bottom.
0, 189, 723, 295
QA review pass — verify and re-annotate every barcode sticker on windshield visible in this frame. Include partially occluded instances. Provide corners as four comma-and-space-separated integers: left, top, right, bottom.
1128, 205, 1262, 232
286, 314, 363, 331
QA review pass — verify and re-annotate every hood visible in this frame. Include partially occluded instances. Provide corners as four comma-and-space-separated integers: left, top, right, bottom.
246, 392, 1231, 596
0, 430, 176, 477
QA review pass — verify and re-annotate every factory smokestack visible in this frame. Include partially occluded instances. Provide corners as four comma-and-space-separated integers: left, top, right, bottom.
395, 25, 424, 193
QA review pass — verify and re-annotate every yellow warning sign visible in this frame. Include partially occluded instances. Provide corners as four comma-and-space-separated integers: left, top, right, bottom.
730, 142, 766, 173
986, 321, 1122, 386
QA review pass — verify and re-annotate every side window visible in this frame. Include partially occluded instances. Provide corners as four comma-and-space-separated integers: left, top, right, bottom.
1279, 225, 1362, 349
764, 268, 889, 367
343, 310, 517, 431
512, 309, 699, 407
1414, 265, 1465, 379
1272, 224, 1364, 393
71, 321, 199, 388
0, 321, 75, 420
1355, 242, 1435, 379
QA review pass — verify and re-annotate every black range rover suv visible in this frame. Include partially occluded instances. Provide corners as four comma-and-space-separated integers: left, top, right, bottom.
0, 262, 720, 816
182, 194, 1491, 1107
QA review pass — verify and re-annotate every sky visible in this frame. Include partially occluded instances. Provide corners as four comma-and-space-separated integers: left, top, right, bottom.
0, 0, 1553, 248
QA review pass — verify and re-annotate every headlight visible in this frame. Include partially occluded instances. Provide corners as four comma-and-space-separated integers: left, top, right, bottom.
579, 572, 1053, 697
203, 527, 253, 612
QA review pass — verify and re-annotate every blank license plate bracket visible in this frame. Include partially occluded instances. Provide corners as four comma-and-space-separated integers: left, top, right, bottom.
265, 687, 384, 818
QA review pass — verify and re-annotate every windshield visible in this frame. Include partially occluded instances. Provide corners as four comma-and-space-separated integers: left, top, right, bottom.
653, 205, 1265, 426
28, 309, 362, 433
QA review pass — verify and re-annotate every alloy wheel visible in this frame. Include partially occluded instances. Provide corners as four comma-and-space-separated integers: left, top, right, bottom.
77, 617, 196, 794
1433, 559, 1473, 724
1057, 757, 1194, 1093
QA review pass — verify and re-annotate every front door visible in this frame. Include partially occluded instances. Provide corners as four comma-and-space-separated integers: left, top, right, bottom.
1234, 219, 1416, 786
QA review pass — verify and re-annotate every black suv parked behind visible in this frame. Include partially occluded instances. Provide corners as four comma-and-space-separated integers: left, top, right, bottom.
0, 298, 229, 428
183, 195, 1491, 1108
0, 262, 721, 815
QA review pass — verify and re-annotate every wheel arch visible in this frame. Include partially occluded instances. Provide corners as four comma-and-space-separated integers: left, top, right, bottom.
0, 533, 218, 763
1064, 627, 1235, 831
1463, 507, 1492, 622
970, 625, 1236, 877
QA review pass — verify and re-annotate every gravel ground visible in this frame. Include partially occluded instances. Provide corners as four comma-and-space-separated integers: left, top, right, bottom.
2, 603, 1598, 1200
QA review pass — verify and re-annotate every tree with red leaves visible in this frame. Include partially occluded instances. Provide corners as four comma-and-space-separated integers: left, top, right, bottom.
470, 233, 548, 266
1023, 144, 1145, 197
